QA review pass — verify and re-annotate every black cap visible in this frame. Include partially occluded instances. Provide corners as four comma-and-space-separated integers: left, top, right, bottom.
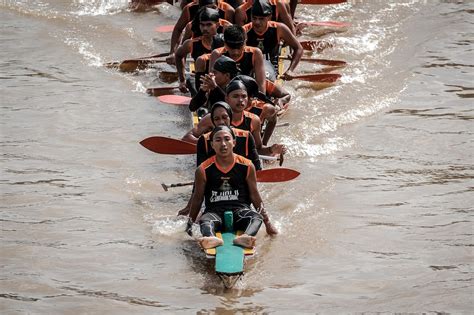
210, 101, 233, 126
199, 0, 216, 7
226, 79, 247, 95
214, 55, 240, 75
232, 75, 274, 104
223, 25, 246, 48
252, 0, 273, 17
199, 7, 219, 22
231, 75, 258, 97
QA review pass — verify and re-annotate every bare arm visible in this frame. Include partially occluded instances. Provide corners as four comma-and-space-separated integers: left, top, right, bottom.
246, 163, 263, 210
251, 116, 286, 156
208, 49, 223, 72
182, 114, 213, 144
182, 22, 193, 43
189, 167, 206, 222
277, 1, 296, 35
270, 82, 291, 107
175, 40, 192, 92
234, 3, 249, 26
278, 23, 303, 74
169, 10, 190, 55
253, 49, 266, 94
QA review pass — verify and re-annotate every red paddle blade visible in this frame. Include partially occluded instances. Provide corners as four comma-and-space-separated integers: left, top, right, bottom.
140, 136, 197, 154
146, 86, 179, 96
155, 25, 174, 32
291, 73, 341, 82
298, 0, 346, 4
157, 95, 191, 105
256, 168, 300, 182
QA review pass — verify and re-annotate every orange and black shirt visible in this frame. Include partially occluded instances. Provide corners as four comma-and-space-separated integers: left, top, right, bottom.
197, 128, 261, 170
243, 21, 280, 62
215, 46, 259, 77
200, 154, 252, 211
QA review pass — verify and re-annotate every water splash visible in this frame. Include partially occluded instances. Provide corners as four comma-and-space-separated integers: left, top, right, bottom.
72, 0, 128, 16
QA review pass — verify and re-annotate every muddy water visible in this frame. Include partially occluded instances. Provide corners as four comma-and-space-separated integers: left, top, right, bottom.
1, 0, 472, 313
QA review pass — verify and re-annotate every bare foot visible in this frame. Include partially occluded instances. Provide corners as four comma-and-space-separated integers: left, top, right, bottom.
199, 236, 223, 249
233, 234, 256, 249
264, 221, 279, 236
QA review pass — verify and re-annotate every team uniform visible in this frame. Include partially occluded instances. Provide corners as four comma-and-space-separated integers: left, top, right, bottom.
237, 0, 280, 24
213, 46, 260, 77
243, 21, 281, 67
198, 155, 263, 237
197, 128, 262, 170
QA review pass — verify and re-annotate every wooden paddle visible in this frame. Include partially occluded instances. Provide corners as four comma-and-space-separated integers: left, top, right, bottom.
146, 86, 180, 96
104, 52, 168, 71
280, 56, 347, 67
298, 0, 347, 4
140, 136, 196, 154
283, 73, 341, 82
299, 40, 333, 52
161, 167, 300, 190
300, 21, 350, 27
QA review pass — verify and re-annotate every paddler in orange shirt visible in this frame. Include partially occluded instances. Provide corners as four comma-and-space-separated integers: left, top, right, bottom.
243, 0, 303, 79
174, 8, 225, 93
188, 125, 264, 249
209, 25, 267, 94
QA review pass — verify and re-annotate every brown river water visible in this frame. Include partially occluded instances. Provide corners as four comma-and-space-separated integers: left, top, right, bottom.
1, 0, 473, 313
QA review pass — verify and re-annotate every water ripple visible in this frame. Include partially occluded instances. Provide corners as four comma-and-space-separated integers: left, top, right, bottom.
60, 286, 166, 307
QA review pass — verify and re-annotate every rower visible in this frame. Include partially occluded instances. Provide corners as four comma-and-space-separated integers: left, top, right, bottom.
183, 78, 286, 158
243, 0, 303, 79
188, 125, 265, 249
210, 25, 267, 93
180, 102, 278, 235
166, 0, 234, 65
181, 16, 232, 43
235, 0, 295, 35
189, 55, 239, 113
174, 8, 225, 93
232, 75, 278, 145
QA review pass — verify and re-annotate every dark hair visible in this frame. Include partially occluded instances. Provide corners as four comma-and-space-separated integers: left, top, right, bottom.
210, 125, 235, 141
198, 0, 216, 7
210, 101, 233, 126
225, 79, 247, 95
224, 25, 246, 49
191, 7, 219, 36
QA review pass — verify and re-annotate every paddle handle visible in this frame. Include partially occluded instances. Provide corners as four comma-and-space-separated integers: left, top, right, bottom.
161, 181, 194, 191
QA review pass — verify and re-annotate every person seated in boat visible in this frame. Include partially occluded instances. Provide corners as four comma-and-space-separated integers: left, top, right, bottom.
192, 55, 291, 118
209, 25, 267, 94
183, 78, 286, 160
233, 75, 279, 145
188, 125, 265, 249
174, 8, 226, 94
166, 0, 234, 65
190, 55, 239, 113
234, 0, 295, 35
181, 14, 232, 44
180, 102, 279, 235
243, 0, 303, 79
